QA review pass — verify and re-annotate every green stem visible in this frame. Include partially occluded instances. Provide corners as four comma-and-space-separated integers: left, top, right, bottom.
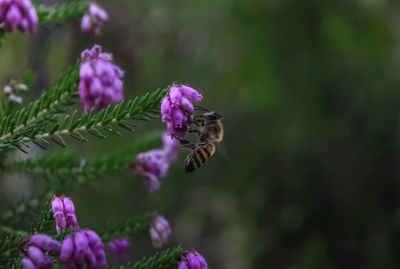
0, 225, 29, 237
116, 246, 183, 269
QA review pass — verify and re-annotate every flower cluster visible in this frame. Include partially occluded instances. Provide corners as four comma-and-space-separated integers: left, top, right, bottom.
148, 215, 171, 248
179, 250, 208, 269
60, 229, 107, 269
81, 3, 108, 35
49, 197, 108, 268
0, 0, 38, 32
108, 238, 131, 262
51, 196, 78, 234
161, 83, 203, 140
20, 234, 61, 269
130, 133, 179, 192
79, 44, 124, 111
3, 79, 27, 104
130, 149, 168, 192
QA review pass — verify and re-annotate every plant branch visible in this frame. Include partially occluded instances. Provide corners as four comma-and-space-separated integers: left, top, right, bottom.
19, 87, 167, 149
36, 1, 88, 24
0, 225, 29, 237
8, 132, 162, 190
95, 213, 150, 242
116, 246, 183, 269
0, 63, 80, 151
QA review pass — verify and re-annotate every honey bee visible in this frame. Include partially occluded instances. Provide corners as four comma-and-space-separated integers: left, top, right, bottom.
183, 111, 224, 172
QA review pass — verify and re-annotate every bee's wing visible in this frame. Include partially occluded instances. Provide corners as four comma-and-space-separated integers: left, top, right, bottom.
216, 141, 230, 161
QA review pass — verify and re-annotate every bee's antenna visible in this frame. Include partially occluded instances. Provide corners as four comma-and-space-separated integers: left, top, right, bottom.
194, 105, 210, 112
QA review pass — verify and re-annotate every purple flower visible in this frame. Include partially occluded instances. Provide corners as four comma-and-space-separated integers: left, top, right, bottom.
79, 44, 124, 111
161, 83, 202, 140
179, 250, 208, 269
108, 238, 131, 262
51, 196, 78, 234
60, 229, 107, 269
20, 234, 61, 269
130, 149, 169, 192
148, 215, 171, 248
81, 3, 108, 35
0, 0, 38, 32
162, 132, 179, 163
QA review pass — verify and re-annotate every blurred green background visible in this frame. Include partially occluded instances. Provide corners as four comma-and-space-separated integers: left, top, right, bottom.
3, 0, 400, 268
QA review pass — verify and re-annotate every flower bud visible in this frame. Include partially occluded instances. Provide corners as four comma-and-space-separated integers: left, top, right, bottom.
51, 196, 78, 233
81, 14, 91, 31
148, 215, 171, 248
27, 246, 48, 267
162, 132, 179, 163
0, 0, 38, 33
60, 229, 107, 268
9, 94, 22, 104
81, 3, 108, 35
179, 250, 208, 269
52, 197, 66, 233
60, 236, 74, 261
30, 234, 61, 252
21, 257, 35, 269
109, 238, 131, 262
63, 197, 78, 229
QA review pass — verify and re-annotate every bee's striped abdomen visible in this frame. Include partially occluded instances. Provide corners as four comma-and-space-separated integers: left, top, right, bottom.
185, 142, 215, 172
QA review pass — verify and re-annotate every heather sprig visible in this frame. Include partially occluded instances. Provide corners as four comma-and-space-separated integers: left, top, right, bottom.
0, 202, 181, 268
0, 63, 80, 152
116, 246, 183, 269
8, 131, 161, 185
94, 213, 150, 242
19, 87, 166, 148
36, 1, 89, 24
0, 194, 54, 236
0, 234, 24, 267
0, 85, 166, 152
0, 204, 56, 267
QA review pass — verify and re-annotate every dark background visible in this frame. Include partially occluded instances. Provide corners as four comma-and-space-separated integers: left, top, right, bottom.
2, 0, 400, 268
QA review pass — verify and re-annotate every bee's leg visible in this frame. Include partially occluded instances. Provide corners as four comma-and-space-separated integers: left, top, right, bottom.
179, 126, 201, 145
182, 141, 207, 150
188, 129, 202, 136
182, 143, 198, 150
179, 139, 191, 145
